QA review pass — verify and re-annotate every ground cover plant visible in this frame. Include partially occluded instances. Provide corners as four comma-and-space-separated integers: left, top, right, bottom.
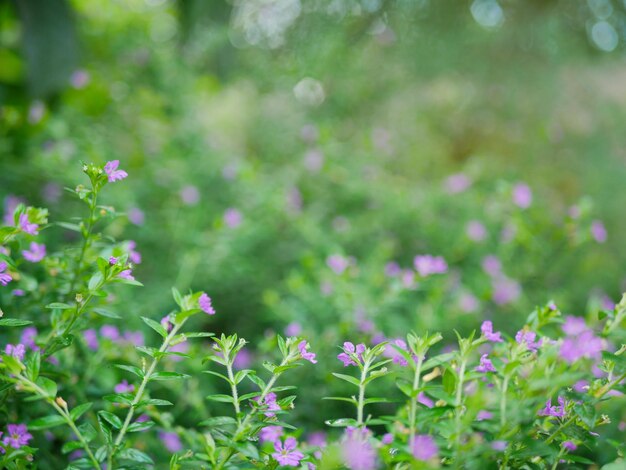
0, 162, 624, 469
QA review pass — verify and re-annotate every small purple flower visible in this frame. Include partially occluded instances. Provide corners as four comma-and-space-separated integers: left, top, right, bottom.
411, 434, 438, 461
573, 380, 588, 393
562, 316, 587, 336
418, 392, 434, 408
562, 441, 577, 452
476, 410, 493, 421
381, 433, 393, 445
4, 343, 26, 361
104, 160, 128, 183
223, 208, 242, 228
20, 327, 39, 351
100, 325, 121, 341
444, 173, 472, 194
337, 342, 366, 367
2, 424, 32, 449
83, 329, 99, 350
384, 339, 409, 366
480, 321, 503, 343
159, 431, 183, 452
180, 185, 200, 205
109, 256, 118, 265
327, 254, 350, 275
123, 331, 145, 346
492, 277, 521, 305
491, 440, 507, 451
127, 240, 141, 264
118, 269, 135, 281
12, 289, 25, 296
341, 428, 377, 470
515, 329, 541, 352
591, 220, 607, 243
260, 426, 283, 444
384, 261, 401, 277
481, 255, 502, 277
559, 329, 604, 363
256, 392, 281, 417
0, 262, 12, 286
198, 293, 215, 315
414, 255, 447, 277
161, 315, 174, 333
512, 183, 532, 208
128, 207, 145, 226
22, 242, 46, 262
114, 380, 135, 394
298, 340, 317, 364
285, 322, 302, 336
273, 437, 304, 466
475, 354, 496, 373
18, 213, 39, 235
539, 396, 567, 418
466, 220, 487, 241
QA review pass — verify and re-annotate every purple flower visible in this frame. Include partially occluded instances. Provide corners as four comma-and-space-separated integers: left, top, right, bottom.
327, 254, 350, 275
401, 269, 416, 289
20, 327, 39, 351
109, 256, 118, 265
2, 424, 32, 449
384, 339, 409, 366
233, 347, 253, 369
573, 380, 588, 393
128, 207, 145, 226
562, 316, 587, 336
123, 331, 145, 346
512, 183, 532, 208
459, 292, 479, 313
260, 426, 283, 443
198, 293, 215, 315
591, 220, 607, 243
18, 213, 38, 235
180, 185, 200, 205
475, 354, 496, 373
298, 340, 317, 364
256, 392, 281, 417
168, 341, 189, 361
414, 255, 447, 277
83, 329, 99, 350
307, 431, 327, 448
559, 329, 604, 363
273, 437, 304, 466
100, 325, 121, 341
22, 242, 46, 262
466, 220, 487, 241
411, 434, 438, 461
127, 240, 141, 264
4, 343, 26, 361
114, 380, 135, 394
341, 428, 377, 470
338, 342, 366, 367
481, 255, 502, 277
118, 269, 135, 281
491, 440, 507, 451
159, 431, 183, 452
480, 321, 503, 343
3, 195, 25, 226
12, 289, 25, 296
418, 392, 434, 408
539, 396, 567, 418
104, 160, 128, 183
515, 330, 542, 352
562, 441, 577, 451
224, 208, 242, 228
444, 173, 472, 194
161, 315, 174, 333
285, 322, 302, 336
476, 410, 493, 421
381, 433, 393, 445
492, 277, 521, 305
384, 261, 401, 277
0, 262, 12, 286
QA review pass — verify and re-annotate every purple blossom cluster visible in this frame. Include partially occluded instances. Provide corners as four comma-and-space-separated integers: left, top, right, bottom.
1, 424, 32, 452
559, 316, 604, 363
337, 342, 366, 367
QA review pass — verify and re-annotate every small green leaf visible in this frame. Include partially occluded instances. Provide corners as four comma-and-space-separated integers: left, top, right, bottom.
36, 376, 57, 398
206, 394, 235, 403
118, 448, 154, 464
70, 403, 93, 421
141, 316, 167, 338
98, 411, 123, 429
323, 396, 358, 404
127, 420, 155, 433
92, 308, 122, 319
149, 371, 190, 381
139, 398, 172, 407
45, 303, 72, 310
29, 414, 66, 430
114, 364, 144, 378
332, 373, 361, 387
199, 416, 237, 427
88, 272, 104, 292
0, 318, 34, 327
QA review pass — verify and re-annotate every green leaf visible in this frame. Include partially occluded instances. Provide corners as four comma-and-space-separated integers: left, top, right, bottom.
324, 418, 358, 427
114, 364, 144, 378
139, 398, 173, 407
118, 448, 154, 464
92, 308, 122, 319
29, 414, 66, 430
127, 420, 155, 433
25, 350, 41, 381
199, 416, 237, 427
61, 440, 85, 454
69, 403, 93, 421
141, 316, 167, 338
98, 411, 123, 429
363, 397, 394, 405
103, 393, 133, 406
0, 318, 34, 327
149, 371, 190, 381
442, 368, 456, 395
172, 287, 183, 307
56, 222, 81, 232
332, 373, 361, 387
45, 303, 73, 310
88, 272, 104, 292
323, 396, 358, 404
36, 376, 57, 398
206, 394, 235, 403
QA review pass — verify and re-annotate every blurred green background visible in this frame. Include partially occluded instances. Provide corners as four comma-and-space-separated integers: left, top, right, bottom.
1, 0, 625, 354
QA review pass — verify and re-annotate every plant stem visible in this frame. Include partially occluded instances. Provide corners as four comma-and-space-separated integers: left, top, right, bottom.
454, 359, 467, 454
500, 376, 509, 427
356, 360, 370, 427
20, 375, 101, 470
226, 359, 241, 422
408, 355, 424, 445
68, 191, 98, 298
108, 320, 186, 465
